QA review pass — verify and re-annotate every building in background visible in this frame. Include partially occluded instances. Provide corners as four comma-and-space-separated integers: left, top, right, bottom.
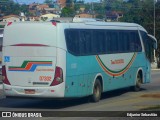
106, 11, 123, 21
57, 0, 67, 8
40, 13, 60, 21
75, 13, 95, 18
2, 15, 20, 22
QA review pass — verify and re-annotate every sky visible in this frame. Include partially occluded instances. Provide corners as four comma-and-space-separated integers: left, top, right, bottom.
14, 0, 100, 4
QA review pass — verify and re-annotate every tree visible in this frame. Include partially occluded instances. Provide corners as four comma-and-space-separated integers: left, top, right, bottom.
103, 0, 160, 50
61, 7, 75, 17
0, 0, 29, 16
74, 0, 85, 12
120, 0, 154, 34
119, 0, 160, 54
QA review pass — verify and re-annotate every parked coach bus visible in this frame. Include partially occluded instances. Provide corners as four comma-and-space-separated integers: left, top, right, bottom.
2, 19, 157, 102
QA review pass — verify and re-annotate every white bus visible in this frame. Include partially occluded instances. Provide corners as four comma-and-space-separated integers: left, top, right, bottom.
2, 20, 157, 102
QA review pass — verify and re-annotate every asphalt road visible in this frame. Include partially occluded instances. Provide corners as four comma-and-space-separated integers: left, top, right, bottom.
0, 70, 160, 119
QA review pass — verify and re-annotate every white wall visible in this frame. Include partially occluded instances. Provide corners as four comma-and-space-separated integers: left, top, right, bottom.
3, 17, 20, 22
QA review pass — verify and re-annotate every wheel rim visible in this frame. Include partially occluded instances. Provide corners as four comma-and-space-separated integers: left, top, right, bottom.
136, 75, 141, 88
94, 84, 100, 98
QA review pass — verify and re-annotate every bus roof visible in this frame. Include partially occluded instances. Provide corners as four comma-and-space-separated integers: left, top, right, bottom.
85, 22, 147, 32
50, 17, 147, 32
84, 22, 141, 27
4, 20, 147, 33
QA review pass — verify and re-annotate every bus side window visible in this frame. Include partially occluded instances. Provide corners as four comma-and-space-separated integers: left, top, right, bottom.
79, 30, 92, 55
118, 31, 124, 52
135, 31, 142, 52
105, 30, 118, 54
79, 30, 86, 55
93, 30, 105, 54
105, 31, 112, 54
129, 32, 135, 52
130, 31, 142, 52
117, 30, 130, 53
123, 31, 130, 52
111, 31, 118, 53
65, 29, 80, 55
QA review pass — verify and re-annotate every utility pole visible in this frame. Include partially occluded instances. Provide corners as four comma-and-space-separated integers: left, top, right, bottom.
154, 0, 156, 37
153, 0, 157, 62
92, 2, 94, 18
154, 0, 156, 62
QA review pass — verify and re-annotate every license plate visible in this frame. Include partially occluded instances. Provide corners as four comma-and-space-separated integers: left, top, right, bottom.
25, 89, 35, 94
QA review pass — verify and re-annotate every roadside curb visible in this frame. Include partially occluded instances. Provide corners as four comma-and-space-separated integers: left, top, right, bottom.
151, 69, 160, 71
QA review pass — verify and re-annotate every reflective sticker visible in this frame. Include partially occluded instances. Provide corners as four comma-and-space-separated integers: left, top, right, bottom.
4, 56, 10, 62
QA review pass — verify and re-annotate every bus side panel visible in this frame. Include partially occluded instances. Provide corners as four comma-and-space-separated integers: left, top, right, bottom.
64, 53, 104, 97
65, 53, 149, 98
96, 52, 141, 91
55, 48, 67, 97
146, 62, 151, 83
145, 58, 151, 83
132, 52, 149, 84
64, 52, 147, 97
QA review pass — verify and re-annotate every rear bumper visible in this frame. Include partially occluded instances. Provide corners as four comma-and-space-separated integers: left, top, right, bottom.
3, 83, 65, 98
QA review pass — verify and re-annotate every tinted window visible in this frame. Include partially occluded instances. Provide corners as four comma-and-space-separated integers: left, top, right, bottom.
140, 31, 153, 62
79, 30, 92, 55
65, 29, 79, 55
65, 29, 142, 56
93, 30, 105, 54
119, 31, 130, 52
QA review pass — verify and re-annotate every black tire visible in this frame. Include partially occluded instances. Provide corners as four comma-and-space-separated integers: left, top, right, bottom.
91, 79, 102, 102
133, 73, 142, 92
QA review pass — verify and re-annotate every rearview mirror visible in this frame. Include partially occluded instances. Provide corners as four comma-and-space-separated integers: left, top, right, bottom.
148, 34, 157, 49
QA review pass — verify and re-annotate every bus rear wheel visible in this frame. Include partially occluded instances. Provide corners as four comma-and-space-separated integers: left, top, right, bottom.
91, 79, 102, 102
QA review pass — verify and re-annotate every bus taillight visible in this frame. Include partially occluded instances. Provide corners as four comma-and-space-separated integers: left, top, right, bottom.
52, 22, 57, 26
50, 66, 63, 86
2, 66, 11, 85
7, 22, 12, 26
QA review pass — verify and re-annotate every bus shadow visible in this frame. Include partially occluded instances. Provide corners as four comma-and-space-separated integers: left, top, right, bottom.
0, 96, 90, 109
101, 87, 147, 100
0, 88, 147, 110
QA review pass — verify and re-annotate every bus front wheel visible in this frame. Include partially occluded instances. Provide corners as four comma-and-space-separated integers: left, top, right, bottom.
133, 72, 142, 91
91, 79, 102, 102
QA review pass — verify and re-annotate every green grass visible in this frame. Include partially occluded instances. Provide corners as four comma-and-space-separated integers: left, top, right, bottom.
140, 105, 160, 110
